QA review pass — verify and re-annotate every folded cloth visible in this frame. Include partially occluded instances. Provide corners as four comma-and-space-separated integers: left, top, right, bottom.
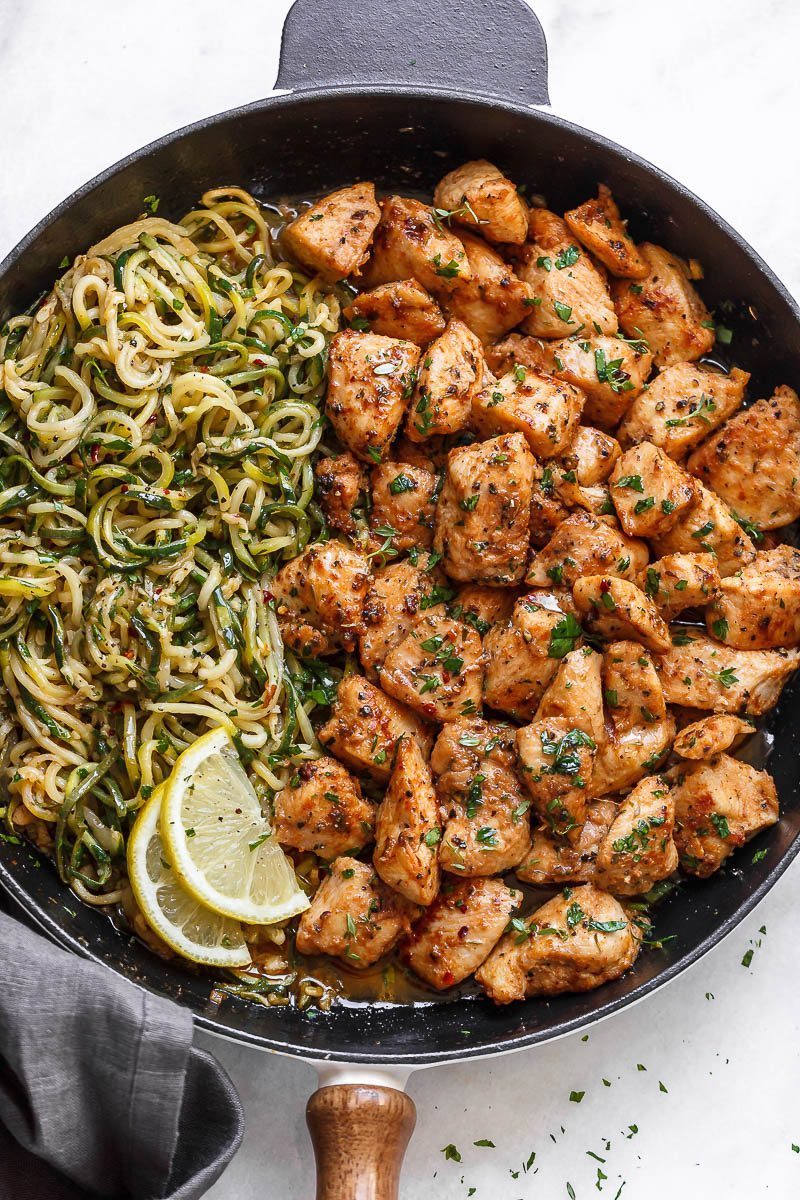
0, 908, 244, 1199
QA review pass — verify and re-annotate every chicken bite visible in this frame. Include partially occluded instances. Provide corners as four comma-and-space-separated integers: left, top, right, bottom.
282, 182, 381, 281
556, 426, 621, 485
407, 317, 486, 441
343, 278, 446, 344
295, 857, 417, 967
369, 461, 439, 552
314, 452, 365, 537
572, 576, 671, 654
609, 442, 697, 538
434, 433, 535, 586
656, 629, 800, 716
536, 645, 605, 744
706, 545, 800, 649
273, 757, 374, 860
272, 540, 370, 656
516, 716, 596, 837
326, 330, 420, 463
515, 800, 617, 886
640, 552, 720, 618
617, 363, 749, 461
318, 674, 434, 781
516, 233, 618, 339
450, 584, 519, 637
379, 610, 485, 722
359, 557, 450, 676
373, 737, 441, 905
476, 884, 639, 1003
686, 386, 800, 530
432, 717, 531, 876
471, 364, 584, 458
482, 596, 565, 720
564, 185, 649, 279
444, 232, 533, 344
401, 877, 521, 989
592, 642, 674, 796
526, 512, 648, 589
672, 714, 754, 760
611, 244, 714, 368
361, 195, 471, 294
434, 159, 529, 244
594, 775, 678, 895
652, 479, 755, 577
672, 754, 779, 877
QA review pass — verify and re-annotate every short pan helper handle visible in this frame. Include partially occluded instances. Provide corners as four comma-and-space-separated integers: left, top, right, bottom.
306, 1083, 416, 1200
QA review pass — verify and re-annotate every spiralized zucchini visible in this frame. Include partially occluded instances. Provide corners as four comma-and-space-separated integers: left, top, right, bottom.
0, 187, 341, 907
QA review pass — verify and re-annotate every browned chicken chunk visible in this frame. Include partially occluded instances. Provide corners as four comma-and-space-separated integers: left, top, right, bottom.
592, 642, 674, 795
483, 596, 565, 720
516, 716, 596, 836
379, 610, 485, 722
373, 737, 441, 905
618, 363, 749, 460
656, 629, 800, 715
475, 884, 639, 1003
434, 159, 529, 244
517, 225, 618, 339
326, 330, 420, 463
652, 479, 755, 577
282, 182, 381, 281
273, 757, 374, 860
343, 278, 446, 344
536, 645, 605, 743
672, 754, 779, 877
314, 452, 365, 536
687, 386, 800, 530
359, 557, 449, 676
369, 461, 439, 552
556, 425, 621, 485
609, 442, 697, 538
706, 545, 800, 649
401, 877, 520, 989
594, 775, 678, 895
450, 584, 519, 637
472, 365, 584, 458
564, 185, 649, 279
318, 675, 434, 781
407, 318, 486, 441
361, 195, 471, 294
444, 232, 533, 344
526, 512, 648, 588
434, 433, 535, 585
515, 800, 617, 885
295, 858, 417, 967
573, 575, 671, 654
611, 244, 714, 368
272, 540, 370, 656
640, 552, 721, 618
672, 714, 754, 760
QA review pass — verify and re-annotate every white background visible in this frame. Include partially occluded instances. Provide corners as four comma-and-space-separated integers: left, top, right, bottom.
2, 2, 799, 1197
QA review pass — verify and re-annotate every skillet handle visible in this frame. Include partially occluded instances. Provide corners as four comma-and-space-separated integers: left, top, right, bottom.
306, 1083, 416, 1200
276, 0, 549, 106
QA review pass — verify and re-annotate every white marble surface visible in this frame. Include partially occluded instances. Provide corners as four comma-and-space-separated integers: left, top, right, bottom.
2, 1, 800, 1197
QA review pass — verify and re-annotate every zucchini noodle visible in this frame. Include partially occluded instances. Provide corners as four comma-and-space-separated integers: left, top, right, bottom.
0, 187, 342, 909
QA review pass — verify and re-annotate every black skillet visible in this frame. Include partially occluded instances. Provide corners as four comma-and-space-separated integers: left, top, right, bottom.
1, 1, 799, 1195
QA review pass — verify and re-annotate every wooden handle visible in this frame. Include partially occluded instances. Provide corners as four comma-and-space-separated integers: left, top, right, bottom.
306, 1083, 416, 1200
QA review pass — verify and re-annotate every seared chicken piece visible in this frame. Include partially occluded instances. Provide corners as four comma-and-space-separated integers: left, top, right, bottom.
273, 756, 374, 860
318, 674, 434, 781
516, 715, 596, 836
573, 575, 672, 654
343, 278, 446, 345
489, 333, 652, 430
369, 461, 439, 552
472, 365, 584, 458
401, 877, 521, 989
434, 159, 529, 244
640, 552, 721, 618
451, 584, 519, 637
326, 330, 420, 463
359, 557, 449, 676
444, 232, 533, 344
282, 182, 381, 282
609, 442, 697, 538
379, 610, 485, 722
564, 185, 649, 279
556, 425, 621, 485
296, 857, 417, 967
672, 714, 754, 760
657, 628, 800, 715
434, 433, 535, 585
687, 386, 800, 530
361, 195, 471, 294
475, 883, 638, 1003
653, 479, 756, 577
618, 363, 749, 460
407, 317, 485, 441
515, 800, 617, 885
706, 545, 800, 649
483, 596, 565, 720
432, 717, 531, 876
314, 452, 365, 537
611, 244, 714, 368
672, 754, 779, 878
373, 737, 440, 905
526, 511, 648, 589
594, 775, 678, 895
517, 233, 618, 340
592, 642, 674, 795
272, 540, 370, 656
536, 645, 605, 743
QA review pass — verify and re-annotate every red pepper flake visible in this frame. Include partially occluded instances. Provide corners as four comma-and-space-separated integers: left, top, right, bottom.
599, 578, 612, 593
442, 971, 455, 987
263, 589, 275, 604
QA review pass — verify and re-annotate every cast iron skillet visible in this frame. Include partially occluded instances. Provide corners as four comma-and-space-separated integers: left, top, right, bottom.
2, 1, 799, 1194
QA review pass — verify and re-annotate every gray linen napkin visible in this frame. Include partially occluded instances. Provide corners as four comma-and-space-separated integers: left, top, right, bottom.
0, 908, 244, 1199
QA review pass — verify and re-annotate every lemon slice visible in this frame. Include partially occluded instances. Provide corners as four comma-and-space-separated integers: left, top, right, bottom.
160, 727, 309, 924
127, 785, 251, 967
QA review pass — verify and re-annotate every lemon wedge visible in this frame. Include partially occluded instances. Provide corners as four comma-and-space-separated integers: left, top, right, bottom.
127, 784, 252, 967
159, 727, 309, 925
